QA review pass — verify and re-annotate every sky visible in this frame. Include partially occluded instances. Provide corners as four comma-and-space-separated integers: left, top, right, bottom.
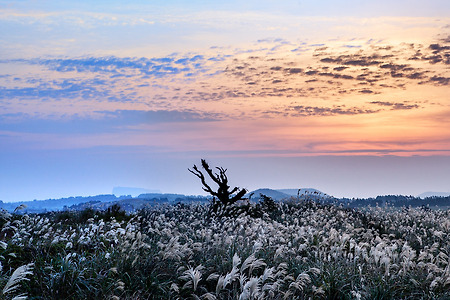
1, 0, 450, 201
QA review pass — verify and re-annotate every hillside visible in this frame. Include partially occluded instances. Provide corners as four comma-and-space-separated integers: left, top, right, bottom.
247, 188, 331, 201
0, 194, 124, 213
0, 193, 209, 213
2, 189, 450, 214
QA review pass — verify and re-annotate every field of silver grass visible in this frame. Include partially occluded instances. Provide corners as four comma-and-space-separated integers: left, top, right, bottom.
0, 201, 449, 299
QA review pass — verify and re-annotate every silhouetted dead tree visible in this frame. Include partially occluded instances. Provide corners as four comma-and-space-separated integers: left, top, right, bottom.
188, 159, 247, 214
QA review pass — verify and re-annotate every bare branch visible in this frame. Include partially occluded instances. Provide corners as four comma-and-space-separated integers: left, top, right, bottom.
188, 165, 216, 196
230, 188, 247, 203
201, 159, 222, 185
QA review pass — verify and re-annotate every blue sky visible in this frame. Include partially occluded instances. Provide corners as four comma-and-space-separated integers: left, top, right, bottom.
0, 0, 449, 201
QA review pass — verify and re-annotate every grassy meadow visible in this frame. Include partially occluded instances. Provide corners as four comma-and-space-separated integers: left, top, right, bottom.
0, 200, 449, 299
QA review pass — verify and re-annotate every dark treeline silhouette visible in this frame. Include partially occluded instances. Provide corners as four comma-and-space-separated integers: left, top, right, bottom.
335, 195, 450, 208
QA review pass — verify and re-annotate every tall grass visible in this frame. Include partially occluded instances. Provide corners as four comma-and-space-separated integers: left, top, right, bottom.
0, 201, 448, 299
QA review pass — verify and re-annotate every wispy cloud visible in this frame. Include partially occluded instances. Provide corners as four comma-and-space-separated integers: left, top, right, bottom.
1, 34, 449, 158
0, 110, 219, 134
0, 78, 110, 100
6, 54, 219, 78
1, 36, 448, 121
0, 8, 156, 27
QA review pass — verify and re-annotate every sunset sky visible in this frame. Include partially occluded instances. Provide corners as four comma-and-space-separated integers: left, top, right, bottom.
1, 0, 449, 202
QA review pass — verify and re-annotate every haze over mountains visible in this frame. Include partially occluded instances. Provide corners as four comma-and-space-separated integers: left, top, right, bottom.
417, 192, 450, 198
112, 187, 161, 197
1, 186, 449, 214
0, 193, 209, 213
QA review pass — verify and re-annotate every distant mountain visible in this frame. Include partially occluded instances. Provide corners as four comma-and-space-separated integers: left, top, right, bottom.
418, 192, 450, 198
68, 198, 169, 212
247, 189, 291, 201
70, 194, 209, 212
0, 193, 209, 213
0, 194, 126, 213
247, 188, 331, 201
137, 193, 200, 202
3, 189, 449, 214
113, 187, 160, 197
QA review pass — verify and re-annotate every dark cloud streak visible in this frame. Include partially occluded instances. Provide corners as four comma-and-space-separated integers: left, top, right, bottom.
286, 105, 379, 116
370, 101, 420, 110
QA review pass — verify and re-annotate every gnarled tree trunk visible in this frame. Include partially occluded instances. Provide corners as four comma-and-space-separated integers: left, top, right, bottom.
188, 159, 247, 211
